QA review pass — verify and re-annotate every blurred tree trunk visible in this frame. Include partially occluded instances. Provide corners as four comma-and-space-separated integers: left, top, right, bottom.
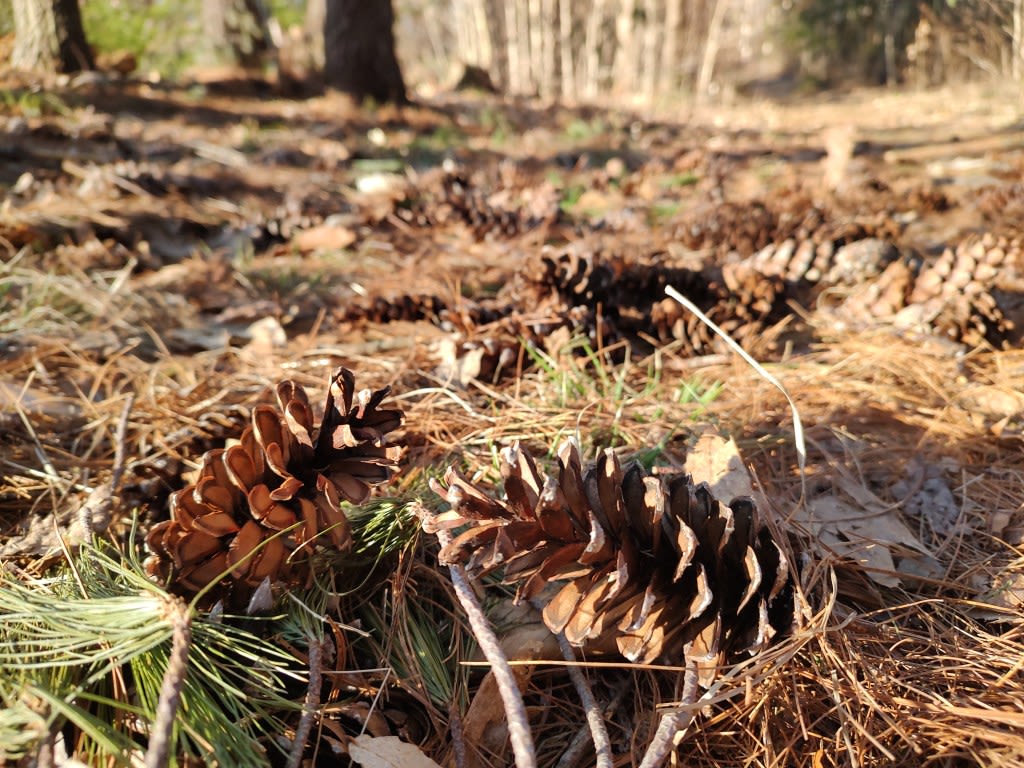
304, 0, 326, 68
1012, 0, 1022, 79
323, 0, 407, 103
201, 0, 273, 69
10, 0, 93, 73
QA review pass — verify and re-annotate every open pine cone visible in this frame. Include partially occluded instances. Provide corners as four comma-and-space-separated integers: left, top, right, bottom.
429, 440, 796, 684
145, 367, 403, 601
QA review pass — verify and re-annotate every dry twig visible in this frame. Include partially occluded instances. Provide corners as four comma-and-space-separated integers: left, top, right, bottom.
417, 503, 537, 768
145, 597, 192, 768
287, 634, 326, 768
637, 659, 700, 768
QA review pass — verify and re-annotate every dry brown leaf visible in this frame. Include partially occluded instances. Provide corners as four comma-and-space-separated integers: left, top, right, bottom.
892, 460, 961, 535
971, 560, 1024, 622
489, 599, 560, 660
166, 324, 231, 351
292, 223, 357, 252
684, 432, 757, 503
956, 385, 1024, 419
434, 338, 485, 387
794, 495, 935, 588
348, 735, 443, 768
0, 382, 82, 420
244, 317, 287, 355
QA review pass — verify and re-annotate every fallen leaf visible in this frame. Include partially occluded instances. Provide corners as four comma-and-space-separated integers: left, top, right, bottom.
355, 172, 406, 196
348, 735, 443, 768
292, 223, 357, 252
793, 495, 934, 588
903, 475, 960, 535
971, 559, 1024, 622
488, 598, 559, 660
684, 432, 757, 503
244, 316, 287, 355
956, 385, 1024, 418
435, 338, 484, 388
166, 324, 231, 351
0, 382, 82, 420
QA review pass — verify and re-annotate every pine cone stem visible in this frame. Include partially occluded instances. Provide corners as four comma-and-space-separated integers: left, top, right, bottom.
637, 659, 701, 768
418, 502, 537, 768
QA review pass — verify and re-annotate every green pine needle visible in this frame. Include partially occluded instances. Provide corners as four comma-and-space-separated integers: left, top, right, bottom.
0, 539, 304, 766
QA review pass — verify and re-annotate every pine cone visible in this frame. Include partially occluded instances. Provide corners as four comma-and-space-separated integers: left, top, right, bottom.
746, 237, 898, 288
429, 440, 796, 684
831, 234, 1018, 346
676, 200, 779, 257
977, 183, 1024, 228
531, 244, 785, 355
145, 367, 404, 600
338, 293, 446, 326
905, 233, 1019, 346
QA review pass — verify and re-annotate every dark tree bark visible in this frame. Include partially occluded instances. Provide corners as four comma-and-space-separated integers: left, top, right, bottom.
323, 0, 407, 104
201, 0, 273, 69
11, 0, 94, 73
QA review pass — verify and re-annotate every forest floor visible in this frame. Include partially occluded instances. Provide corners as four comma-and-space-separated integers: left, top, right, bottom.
1, 72, 1024, 767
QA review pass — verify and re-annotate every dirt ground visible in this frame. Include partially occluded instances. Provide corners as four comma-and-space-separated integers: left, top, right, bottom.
2, 73, 1023, 766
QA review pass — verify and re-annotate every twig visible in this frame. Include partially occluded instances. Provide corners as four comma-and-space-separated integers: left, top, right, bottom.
109, 394, 133, 499
449, 703, 468, 768
287, 634, 325, 768
530, 599, 613, 768
417, 504, 537, 768
555, 675, 631, 768
145, 598, 192, 768
637, 659, 700, 768
76, 394, 134, 539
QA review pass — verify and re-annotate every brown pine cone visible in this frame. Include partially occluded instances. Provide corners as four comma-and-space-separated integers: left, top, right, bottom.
905, 233, 1019, 346
145, 367, 403, 601
429, 440, 796, 685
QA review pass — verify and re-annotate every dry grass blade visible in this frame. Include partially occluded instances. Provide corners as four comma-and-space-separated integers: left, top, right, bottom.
665, 285, 806, 485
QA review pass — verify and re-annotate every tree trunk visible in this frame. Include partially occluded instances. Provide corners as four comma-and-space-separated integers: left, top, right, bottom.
613, 0, 638, 96
1016, 0, 1024, 81
201, 0, 273, 69
558, 0, 574, 99
323, 0, 407, 104
304, 0, 327, 68
659, 0, 682, 95
696, 0, 727, 103
11, 0, 93, 73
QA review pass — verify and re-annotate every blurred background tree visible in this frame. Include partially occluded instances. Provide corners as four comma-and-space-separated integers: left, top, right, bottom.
200, 0, 273, 70
322, 0, 406, 103
2, 0, 1021, 103
10, 0, 93, 71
